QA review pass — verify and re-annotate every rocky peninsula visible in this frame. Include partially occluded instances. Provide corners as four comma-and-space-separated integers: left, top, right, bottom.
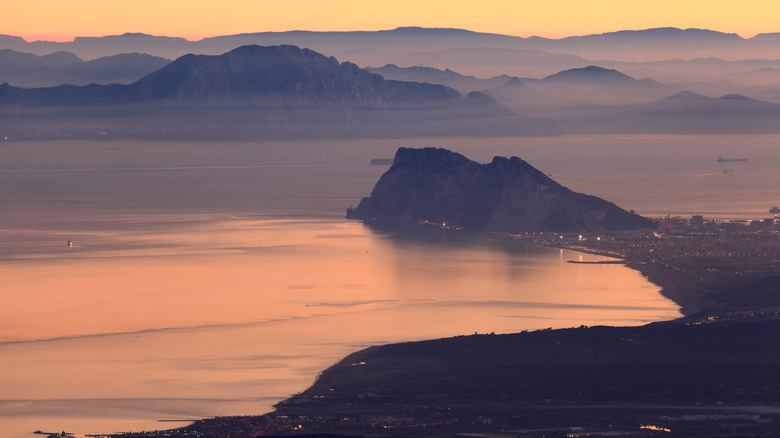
102, 148, 780, 438
347, 147, 652, 233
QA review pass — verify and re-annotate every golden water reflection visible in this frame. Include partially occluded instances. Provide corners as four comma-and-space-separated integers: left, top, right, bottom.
0, 216, 680, 436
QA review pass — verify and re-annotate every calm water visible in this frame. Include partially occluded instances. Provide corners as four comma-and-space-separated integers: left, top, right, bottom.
2, 134, 778, 438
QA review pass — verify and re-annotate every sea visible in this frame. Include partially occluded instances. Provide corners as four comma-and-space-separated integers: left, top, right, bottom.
2, 134, 779, 438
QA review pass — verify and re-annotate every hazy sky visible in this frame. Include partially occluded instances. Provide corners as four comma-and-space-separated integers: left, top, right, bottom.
7, 0, 780, 42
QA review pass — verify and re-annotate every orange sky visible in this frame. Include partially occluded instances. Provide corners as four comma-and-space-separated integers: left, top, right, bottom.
6, 0, 780, 42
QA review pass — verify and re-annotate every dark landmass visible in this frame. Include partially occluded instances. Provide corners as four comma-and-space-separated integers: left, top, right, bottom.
347, 147, 652, 233
273, 310, 780, 434
109, 309, 780, 438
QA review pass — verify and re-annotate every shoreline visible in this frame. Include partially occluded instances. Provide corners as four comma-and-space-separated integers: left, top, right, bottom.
504, 229, 780, 318
499, 233, 708, 317
370, 221, 729, 318
82, 227, 780, 437
624, 261, 713, 317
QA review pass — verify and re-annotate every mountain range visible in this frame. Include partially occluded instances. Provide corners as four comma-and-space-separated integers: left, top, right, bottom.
4, 43, 780, 139
0, 49, 170, 87
0, 45, 539, 140
4, 27, 780, 63
5, 27, 780, 101
369, 64, 780, 132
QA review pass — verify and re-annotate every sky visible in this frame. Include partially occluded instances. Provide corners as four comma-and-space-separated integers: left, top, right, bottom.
6, 0, 780, 42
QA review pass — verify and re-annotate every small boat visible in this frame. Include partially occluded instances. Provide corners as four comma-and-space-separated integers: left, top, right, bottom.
717, 156, 748, 162
370, 158, 394, 166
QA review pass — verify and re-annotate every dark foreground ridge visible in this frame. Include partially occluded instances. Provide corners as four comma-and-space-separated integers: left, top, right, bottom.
112, 310, 780, 437
347, 147, 653, 233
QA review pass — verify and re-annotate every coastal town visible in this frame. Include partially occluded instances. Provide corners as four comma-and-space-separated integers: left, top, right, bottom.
530, 213, 780, 276
515, 213, 780, 314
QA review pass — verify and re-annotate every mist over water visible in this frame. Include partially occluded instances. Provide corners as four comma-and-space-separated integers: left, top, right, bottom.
1, 135, 777, 437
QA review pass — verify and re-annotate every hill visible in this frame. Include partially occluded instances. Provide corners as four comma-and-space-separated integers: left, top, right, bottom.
520, 65, 672, 105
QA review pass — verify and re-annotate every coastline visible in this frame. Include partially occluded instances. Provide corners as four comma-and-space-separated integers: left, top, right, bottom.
95, 225, 780, 438
506, 234, 704, 317
625, 261, 714, 317
369, 222, 722, 318
507, 229, 780, 318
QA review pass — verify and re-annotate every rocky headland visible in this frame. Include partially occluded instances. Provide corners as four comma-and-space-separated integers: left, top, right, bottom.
347, 147, 652, 233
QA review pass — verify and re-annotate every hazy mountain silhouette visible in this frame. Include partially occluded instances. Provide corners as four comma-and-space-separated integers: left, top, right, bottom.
369, 57, 780, 104
479, 66, 674, 110
348, 147, 653, 233
525, 66, 672, 105
7, 27, 780, 100
5, 26, 780, 67
4, 43, 779, 139
389, 47, 592, 78
0, 49, 80, 71
0, 45, 547, 140
559, 90, 780, 134
542, 65, 640, 84
0, 49, 171, 87
0, 45, 460, 107
481, 77, 558, 113
366, 64, 512, 93
557, 27, 743, 49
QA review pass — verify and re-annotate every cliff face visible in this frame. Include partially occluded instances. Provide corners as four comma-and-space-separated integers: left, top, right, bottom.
348, 147, 653, 233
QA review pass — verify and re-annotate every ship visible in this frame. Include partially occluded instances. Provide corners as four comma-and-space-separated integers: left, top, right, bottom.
717, 156, 748, 162
771, 206, 780, 214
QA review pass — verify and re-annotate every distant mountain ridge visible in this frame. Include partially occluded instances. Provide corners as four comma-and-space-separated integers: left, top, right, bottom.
3, 44, 780, 139
4, 26, 780, 64
542, 65, 639, 83
0, 45, 460, 107
129, 44, 462, 106
0, 45, 538, 140
0, 49, 170, 87
366, 63, 512, 93
347, 147, 652, 233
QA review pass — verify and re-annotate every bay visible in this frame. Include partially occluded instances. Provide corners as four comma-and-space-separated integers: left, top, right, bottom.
5, 134, 776, 437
